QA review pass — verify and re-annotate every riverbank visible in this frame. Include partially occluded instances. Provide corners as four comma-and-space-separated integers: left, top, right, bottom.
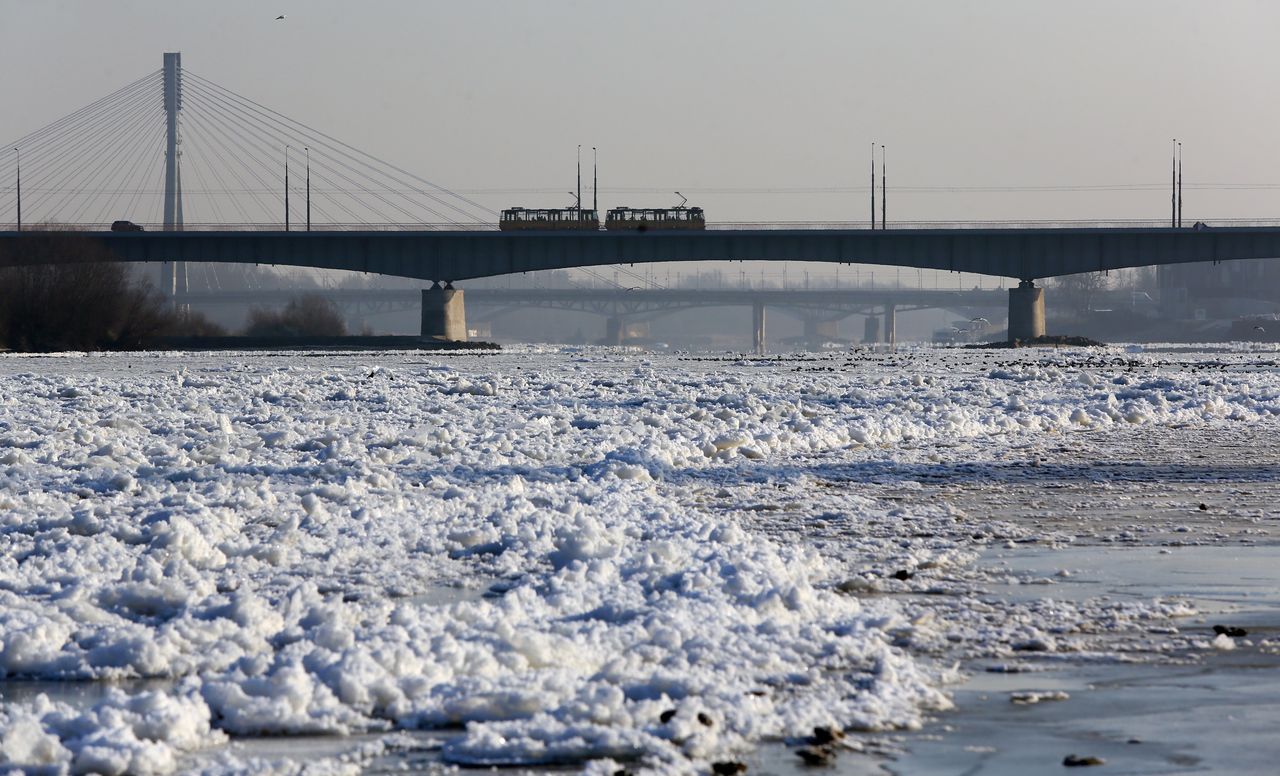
151, 334, 499, 350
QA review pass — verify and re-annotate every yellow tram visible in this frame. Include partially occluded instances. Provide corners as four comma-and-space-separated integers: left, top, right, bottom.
499, 207, 600, 231
604, 206, 705, 231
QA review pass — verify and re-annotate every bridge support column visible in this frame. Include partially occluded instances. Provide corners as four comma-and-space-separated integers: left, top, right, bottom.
421, 284, 467, 342
752, 301, 766, 355
884, 303, 896, 346
1008, 280, 1046, 343
605, 316, 625, 345
803, 318, 839, 345
863, 315, 880, 344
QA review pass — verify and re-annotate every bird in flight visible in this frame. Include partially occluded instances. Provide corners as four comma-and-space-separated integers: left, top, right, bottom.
1254, 325, 1267, 333
275, 14, 286, 20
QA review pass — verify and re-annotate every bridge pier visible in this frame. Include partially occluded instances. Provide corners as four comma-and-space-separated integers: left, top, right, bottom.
421, 283, 467, 341
605, 316, 625, 346
752, 301, 766, 355
863, 315, 880, 344
803, 317, 839, 346
884, 303, 896, 346
1007, 280, 1046, 342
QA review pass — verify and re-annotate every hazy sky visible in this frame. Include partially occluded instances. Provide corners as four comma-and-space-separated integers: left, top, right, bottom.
3, 0, 1280, 227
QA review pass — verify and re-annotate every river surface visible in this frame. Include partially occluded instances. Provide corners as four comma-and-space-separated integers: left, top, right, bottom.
1, 345, 1278, 774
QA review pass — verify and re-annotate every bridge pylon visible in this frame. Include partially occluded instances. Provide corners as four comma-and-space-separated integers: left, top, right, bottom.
161, 52, 186, 297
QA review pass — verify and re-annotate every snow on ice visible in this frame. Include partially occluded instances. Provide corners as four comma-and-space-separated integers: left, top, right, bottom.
0, 345, 1277, 773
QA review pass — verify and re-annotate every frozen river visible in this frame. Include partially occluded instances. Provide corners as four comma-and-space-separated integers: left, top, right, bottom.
1, 345, 1278, 774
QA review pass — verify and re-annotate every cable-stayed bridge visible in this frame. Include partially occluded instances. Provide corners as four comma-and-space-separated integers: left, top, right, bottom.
5, 53, 1280, 344
0, 54, 493, 230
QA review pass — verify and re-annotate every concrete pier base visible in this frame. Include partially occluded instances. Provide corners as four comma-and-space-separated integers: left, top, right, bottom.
605, 316, 625, 346
752, 301, 766, 355
602, 318, 649, 345
803, 318, 839, 344
1008, 280, 1046, 342
863, 316, 881, 344
421, 284, 467, 341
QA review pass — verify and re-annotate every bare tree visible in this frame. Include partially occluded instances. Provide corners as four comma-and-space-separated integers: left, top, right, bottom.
1052, 272, 1110, 317
244, 294, 347, 337
0, 233, 178, 351
168, 309, 227, 337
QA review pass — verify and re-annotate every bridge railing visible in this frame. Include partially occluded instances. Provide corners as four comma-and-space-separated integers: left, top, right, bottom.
12, 218, 1280, 232
3, 222, 503, 232
707, 218, 1280, 230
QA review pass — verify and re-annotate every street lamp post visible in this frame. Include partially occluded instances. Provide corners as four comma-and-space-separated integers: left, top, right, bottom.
880, 144, 886, 230
1177, 141, 1183, 228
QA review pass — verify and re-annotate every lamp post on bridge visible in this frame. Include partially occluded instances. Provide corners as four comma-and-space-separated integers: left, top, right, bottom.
1177, 141, 1183, 228
880, 144, 886, 230
870, 141, 876, 229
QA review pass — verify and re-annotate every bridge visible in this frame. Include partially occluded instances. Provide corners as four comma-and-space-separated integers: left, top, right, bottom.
5, 225, 1280, 343
4, 53, 1280, 345
175, 286, 1008, 347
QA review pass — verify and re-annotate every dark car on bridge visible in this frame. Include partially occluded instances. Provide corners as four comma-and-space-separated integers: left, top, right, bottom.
110, 220, 144, 232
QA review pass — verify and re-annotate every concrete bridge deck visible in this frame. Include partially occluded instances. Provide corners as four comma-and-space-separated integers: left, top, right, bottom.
3, 226, 1277, 343
3, 226, 1278, 283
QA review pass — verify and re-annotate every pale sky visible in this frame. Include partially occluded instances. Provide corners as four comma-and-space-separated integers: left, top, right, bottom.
3, 0, 1280, 228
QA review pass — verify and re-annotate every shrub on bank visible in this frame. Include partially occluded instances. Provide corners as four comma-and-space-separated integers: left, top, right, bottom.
0, 234, 179, 352
244, 294, 347, 337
